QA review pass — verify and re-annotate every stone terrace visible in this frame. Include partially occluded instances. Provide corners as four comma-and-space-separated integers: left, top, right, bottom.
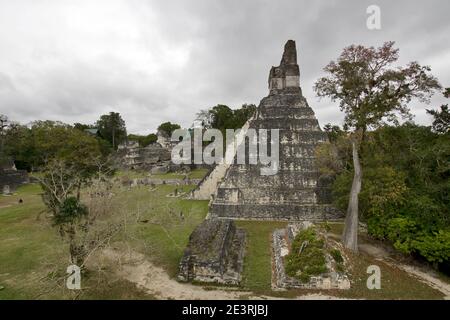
209, 40, 342, 221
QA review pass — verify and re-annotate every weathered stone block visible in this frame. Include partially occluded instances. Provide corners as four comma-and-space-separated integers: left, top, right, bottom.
0, 169, 29, 193
272, 223, 350, 290
178, 219, 246, 285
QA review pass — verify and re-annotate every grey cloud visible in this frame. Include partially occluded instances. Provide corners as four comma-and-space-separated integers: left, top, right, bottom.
0, 0, 448, 134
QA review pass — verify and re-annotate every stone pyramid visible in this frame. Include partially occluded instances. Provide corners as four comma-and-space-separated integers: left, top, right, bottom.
209, 40, 341, 221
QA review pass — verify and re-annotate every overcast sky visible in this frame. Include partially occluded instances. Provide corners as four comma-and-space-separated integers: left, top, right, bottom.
0, 0, 449, 134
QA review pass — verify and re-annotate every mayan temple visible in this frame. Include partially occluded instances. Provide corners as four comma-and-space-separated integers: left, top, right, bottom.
209, 40, 341, 221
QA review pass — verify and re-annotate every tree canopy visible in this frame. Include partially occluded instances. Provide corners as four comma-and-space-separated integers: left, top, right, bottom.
427, 88, 450, 134
96, 112, 127, 150
314, 41, 441, 133
314, 41, 441, 252
157, 121, 181, 136
319, 122, 450, 265
128, 133, 157, 147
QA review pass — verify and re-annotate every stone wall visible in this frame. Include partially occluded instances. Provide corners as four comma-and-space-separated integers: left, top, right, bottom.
116, 142, 175, 172
0, 169, 29, 193
190, 116, 254, 200
178, 219, 246, 285
272, 223, 350, 290
123, 177, 202, 187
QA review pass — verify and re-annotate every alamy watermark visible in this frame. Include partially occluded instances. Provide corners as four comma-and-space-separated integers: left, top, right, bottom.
170, 128, 280, 176
367, 265, 381, 289
66, 264, 81, 290
366, 5, 381, 30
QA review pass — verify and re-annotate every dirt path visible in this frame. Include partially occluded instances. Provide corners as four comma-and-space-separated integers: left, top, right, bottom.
391, 263, 450, 299
101, 248, 247, 300
99, 248, 348, 300
359, 242, 450, 299
98, 241, 449, 300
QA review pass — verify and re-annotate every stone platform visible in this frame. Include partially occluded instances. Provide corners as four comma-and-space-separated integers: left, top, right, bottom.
0, 168, 29, 194
272, 222, 350, 290
178, 219, 246, 285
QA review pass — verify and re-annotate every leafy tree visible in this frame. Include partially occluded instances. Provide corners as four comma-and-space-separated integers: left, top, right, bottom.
157, 122, 181, 137
128, 133, 157, 147
209, 105, 234, 131
232, 103, 257, 128
314, 42, 441, 251
207, 103, 256, 131
318, 123, 450, 266
323, 123, 346, 143
38, 159, 117, 267
96, 112, 127, 150
427, 88, 450, 134
195, 109, 214, 128
73, 122, 96, 131
2, 119, 112, 171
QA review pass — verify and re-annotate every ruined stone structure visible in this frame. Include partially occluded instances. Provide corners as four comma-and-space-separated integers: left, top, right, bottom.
190, 117, 254, 200
156, 129, 174, 149
116, 140, 177, 173
0, 160, 29, 194
178, 219, 246, 285
209, 40, 341, 221
272, 222, 350, 290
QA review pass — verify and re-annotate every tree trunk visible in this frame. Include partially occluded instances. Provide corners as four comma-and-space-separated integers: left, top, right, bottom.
76, 182, 81, 201
342, 139, 362, 252
112, 127, 115, 150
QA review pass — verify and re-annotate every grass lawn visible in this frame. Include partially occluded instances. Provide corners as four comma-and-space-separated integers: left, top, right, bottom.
117, 184, 209, 277
0, 184, 63, 299
0, 182, 208, 299
235, 220, 444, 299
236, 220, 286, 293
0, 175, 446, 299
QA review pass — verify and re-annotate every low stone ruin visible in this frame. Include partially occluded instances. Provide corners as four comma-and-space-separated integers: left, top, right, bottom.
0, 160, 29, 194
116, 141, 174, 171
2, 184, 11, 195
123, 176, 202, 188
178, 219, 246, 285
156, 129, 175, 149
272, 222, 350, 290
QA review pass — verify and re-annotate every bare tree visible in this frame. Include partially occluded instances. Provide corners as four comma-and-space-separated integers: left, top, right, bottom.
37, 158, 123, 267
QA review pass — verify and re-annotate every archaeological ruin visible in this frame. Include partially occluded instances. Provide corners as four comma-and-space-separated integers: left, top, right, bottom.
0, 159, 29, 195
207, 40, 342, 221
273, 222, 350, 290
178, 219, 246, 285
179, 40, 343, 286
116, 140, 173, 173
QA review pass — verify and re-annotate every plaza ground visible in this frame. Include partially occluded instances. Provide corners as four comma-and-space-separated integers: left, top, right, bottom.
0, 170, 448, 299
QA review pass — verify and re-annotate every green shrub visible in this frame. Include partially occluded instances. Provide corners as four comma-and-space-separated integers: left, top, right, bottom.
54, 196, 88, 225
378, 217, 450, 263
412, 230, 450, 263
335, 263, 345, 273
285, 228, 327, 283
325, 124, 450, 267
330, 248, 343, 263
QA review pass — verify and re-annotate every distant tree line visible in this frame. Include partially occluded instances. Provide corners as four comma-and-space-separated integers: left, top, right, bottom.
0, 111, 183, 267
196, 103, 256, 132
0, 112, 188, 170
